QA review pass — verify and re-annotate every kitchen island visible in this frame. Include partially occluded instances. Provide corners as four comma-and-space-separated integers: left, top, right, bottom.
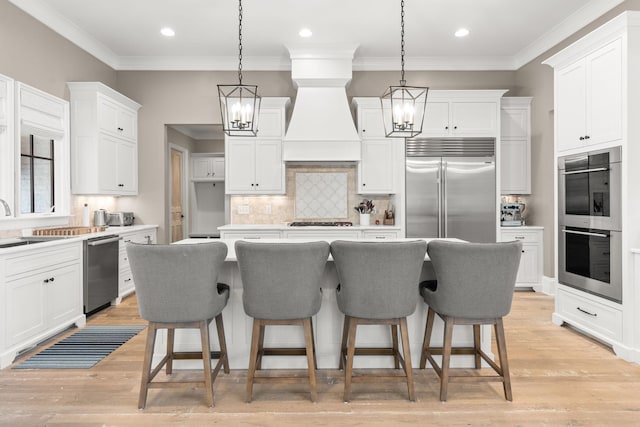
160, 237, 491, 370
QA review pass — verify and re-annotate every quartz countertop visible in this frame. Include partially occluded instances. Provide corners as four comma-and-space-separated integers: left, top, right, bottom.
218, 223, 401, 231
500, 225, 544, 230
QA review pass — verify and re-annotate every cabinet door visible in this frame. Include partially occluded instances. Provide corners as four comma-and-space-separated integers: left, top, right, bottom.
116, 139, 137, 194
5, 274, 46, 346
422, 101, 450, 136
556, 61, 587, 152
192, 157, 211, 179
98, 134, 119, 192
517, 243, 539, 284
97, 96, 119, 136
359, 140, 395, 194
47, 264, 82, 325
255, 140, 284, 193
501, 139, 530, 194
257, 108, 284, 138
359, 107, 386, 139
587, 38, 623, 146
211, 157, 225, 179
501, 108, 529, 138
226, 139, 257, 193
116, 106, 136, 141
451, 102, 498, 136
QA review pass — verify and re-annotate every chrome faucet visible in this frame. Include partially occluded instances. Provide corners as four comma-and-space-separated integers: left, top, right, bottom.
0, 198, 11, 216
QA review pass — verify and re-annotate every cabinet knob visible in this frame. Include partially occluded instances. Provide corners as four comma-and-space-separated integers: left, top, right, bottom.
579, 136, 585, 140
445, 126, 448, 130
255, 183, 259, 187
43, 277, 54, 283
585, 135, 590, 140
117, 127, 124, 131
125, 278, 132, 282
522, 250, 525, 253
363, 129, 366, 133
118, 183, 124, 187
251, 183, 254, 187
362, 183, 366, 186
453, 126, 458, 130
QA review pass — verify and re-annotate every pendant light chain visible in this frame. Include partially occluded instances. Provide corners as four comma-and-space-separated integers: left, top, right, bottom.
400, 0, 406, 86
238, 0, 243, 85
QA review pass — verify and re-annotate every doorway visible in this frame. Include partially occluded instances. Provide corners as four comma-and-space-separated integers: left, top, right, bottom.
169, 144, 187, 242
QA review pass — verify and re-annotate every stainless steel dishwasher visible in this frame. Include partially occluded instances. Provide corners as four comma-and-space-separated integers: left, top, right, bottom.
84, 234, 121, 314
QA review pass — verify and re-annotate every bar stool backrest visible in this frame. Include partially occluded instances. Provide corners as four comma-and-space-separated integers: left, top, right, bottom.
127, 242, 228, 323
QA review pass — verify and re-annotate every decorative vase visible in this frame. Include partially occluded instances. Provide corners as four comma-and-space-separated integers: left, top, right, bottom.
359, 213, 370, 226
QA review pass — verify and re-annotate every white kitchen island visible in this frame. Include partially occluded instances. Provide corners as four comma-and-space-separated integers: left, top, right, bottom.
161, 238, 491, 370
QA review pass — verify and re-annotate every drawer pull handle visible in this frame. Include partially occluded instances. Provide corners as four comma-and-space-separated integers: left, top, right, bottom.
515, 236, 525, 240
577, 306, 597, 317
124, 278, 132, 282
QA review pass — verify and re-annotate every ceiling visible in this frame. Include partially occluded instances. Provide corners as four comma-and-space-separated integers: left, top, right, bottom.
9, 0, 625, 71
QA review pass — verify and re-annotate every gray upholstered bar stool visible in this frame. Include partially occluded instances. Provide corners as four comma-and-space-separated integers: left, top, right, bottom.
235, 240, 330, 402
127, 242, 230, 408
330, 240, 427, 402
419, 240, 522, 401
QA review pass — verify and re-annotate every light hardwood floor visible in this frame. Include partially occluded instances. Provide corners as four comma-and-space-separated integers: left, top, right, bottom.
1, 291, 639, 426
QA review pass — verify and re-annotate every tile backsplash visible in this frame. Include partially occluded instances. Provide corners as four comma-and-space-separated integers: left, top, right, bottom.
230, 164, 393, 225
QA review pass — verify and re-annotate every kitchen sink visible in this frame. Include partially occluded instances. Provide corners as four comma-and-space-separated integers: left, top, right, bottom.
0, 240, 45, 249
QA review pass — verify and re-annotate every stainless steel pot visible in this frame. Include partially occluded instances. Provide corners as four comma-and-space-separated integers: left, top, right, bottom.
93, 209, 108, 227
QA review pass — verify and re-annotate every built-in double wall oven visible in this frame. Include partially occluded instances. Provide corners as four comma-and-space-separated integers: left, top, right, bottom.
558, 146, 622, 303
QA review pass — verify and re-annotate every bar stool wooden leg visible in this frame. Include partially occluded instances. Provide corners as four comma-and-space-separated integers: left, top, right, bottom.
310, 317, 318, 370
440, 317, 455, 401
246, 319, 261, 403
303, 318, 318, 402
215, 314, 230, 374
339, 315, 350, 370
494, 318, 513, 401
139, 323, 157, 409
473, 324, 482, 369
420, 307, 436, 369
166, 327, 175, 375
344, 317, 358, 402
391, 324, 400, 369
199, 320, 214, 407
399, 317, 415, 401
256, 323, 266, 370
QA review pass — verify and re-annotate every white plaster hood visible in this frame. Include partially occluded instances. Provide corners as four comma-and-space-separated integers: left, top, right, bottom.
283, 46, 361, 162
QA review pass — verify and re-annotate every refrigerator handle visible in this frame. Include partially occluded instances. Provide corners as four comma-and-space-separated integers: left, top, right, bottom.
437, 165, 442, 238
442, 161, 447, 238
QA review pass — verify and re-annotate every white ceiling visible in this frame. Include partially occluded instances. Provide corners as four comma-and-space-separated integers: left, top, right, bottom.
9, 0, 625, 71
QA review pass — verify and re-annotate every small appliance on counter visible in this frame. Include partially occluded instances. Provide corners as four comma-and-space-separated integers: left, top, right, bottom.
107, 211, 135, 226
501, 202, 525, 226
93, 209, 108, 227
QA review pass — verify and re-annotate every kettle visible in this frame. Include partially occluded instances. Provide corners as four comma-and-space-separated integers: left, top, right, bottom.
93, 209, 108, 227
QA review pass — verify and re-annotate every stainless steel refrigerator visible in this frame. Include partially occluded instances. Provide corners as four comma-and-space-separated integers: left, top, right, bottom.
406, 138, 496, 243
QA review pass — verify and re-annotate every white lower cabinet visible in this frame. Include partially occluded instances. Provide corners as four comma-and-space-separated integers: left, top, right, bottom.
117, 228, 157, 299
500, 227, 543, 288
219, 231, 282, 239
1, 241, 85, 368
362, 230, 400, 239
283, 230, 361, 240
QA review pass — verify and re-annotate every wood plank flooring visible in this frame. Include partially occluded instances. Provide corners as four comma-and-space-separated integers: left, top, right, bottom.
1, 291, 639, 426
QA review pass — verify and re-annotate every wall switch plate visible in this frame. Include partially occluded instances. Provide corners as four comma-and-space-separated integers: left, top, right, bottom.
238, 205, 250, 215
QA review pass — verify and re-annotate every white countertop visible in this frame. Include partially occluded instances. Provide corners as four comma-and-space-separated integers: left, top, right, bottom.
500, 225, 544, 230
0, 224, 158, 255
218, 224, 401, 231
175, 237, 464, 261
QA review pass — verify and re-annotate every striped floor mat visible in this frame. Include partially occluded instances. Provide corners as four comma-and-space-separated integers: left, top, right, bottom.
13, 325, 146, 369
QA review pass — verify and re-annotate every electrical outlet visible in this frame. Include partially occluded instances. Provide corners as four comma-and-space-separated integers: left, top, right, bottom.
264, 205, 272, 215
238, 205, 250, 215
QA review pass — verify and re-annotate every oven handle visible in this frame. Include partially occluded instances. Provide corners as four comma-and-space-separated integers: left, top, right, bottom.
561, 229, 609, 238
87, 236, 122, 246
561, 167, 609, 175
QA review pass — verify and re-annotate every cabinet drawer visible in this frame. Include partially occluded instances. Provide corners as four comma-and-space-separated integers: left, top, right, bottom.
120, 230, 156, 245
362, 231, 400, 240
500, 230, 539, 243
556, 287, 622, 342
221, 231, 281, 239
5, 243, 81, 278
283, 231, 360, 240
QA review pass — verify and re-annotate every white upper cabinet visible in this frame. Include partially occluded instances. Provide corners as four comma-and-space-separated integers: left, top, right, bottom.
501, 97, 532, 195
0, 74, 10, 131
357, 106, 386, 139
192, 155, 224, 181
67, 82, 141, 196
551, 38, 623, 153
225, 98, 288, 194
421, 91, 506, 137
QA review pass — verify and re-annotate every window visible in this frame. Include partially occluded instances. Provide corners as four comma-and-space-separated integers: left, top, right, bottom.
20, 134, 55, 214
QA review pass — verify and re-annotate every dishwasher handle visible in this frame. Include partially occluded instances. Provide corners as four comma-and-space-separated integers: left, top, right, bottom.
87, 236, 122, 246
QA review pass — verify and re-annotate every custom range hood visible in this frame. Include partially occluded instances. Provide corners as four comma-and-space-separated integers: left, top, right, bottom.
283, 46, 361, 162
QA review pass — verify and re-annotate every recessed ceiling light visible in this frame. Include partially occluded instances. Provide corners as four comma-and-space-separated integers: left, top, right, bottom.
299, 28, 313, 38
455, 28, 469, 38
161, 27, 175, 37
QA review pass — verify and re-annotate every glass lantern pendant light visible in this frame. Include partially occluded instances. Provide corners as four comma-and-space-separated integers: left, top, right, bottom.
218, 0, 261, 136
380, 0, 428, 138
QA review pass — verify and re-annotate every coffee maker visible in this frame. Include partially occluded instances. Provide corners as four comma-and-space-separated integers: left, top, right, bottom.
501, 202, 525, 226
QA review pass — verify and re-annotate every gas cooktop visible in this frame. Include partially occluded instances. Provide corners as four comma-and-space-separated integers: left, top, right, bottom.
289, 221, 353, 227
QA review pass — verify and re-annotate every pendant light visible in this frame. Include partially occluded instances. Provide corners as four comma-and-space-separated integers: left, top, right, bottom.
380, 0, 428, 138
218, 0, 261, 136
